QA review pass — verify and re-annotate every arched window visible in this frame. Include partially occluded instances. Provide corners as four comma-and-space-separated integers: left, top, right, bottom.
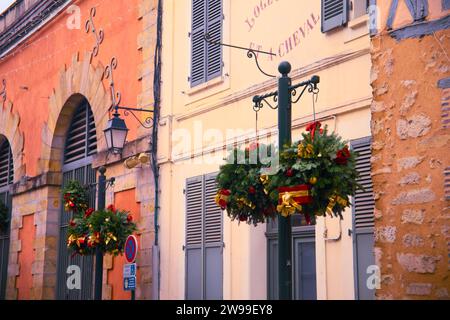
0, 137, 13, 300
56, 98, 97, 300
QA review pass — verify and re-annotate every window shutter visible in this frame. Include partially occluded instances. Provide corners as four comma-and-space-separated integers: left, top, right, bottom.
191, 0, 207, 87
321, 0, 349, 33
191, 0, 223, 87
185, 173, 223, 300
351, 137, 375, 300
0, 140, 13, 188
206, 0, 223, 82
64, 100, 97, 165
353, 138, 374, 229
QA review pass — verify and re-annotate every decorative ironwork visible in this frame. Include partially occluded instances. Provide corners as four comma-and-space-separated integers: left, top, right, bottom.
252, 75, 320, 111
119, 106, 154, 129
85, 7, 104, 58
0, 79, 5, 103
104, 57, 121, 110
204, 33, 276, 78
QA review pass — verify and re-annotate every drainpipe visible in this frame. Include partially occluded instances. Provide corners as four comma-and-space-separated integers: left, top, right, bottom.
151, 0, 163, 300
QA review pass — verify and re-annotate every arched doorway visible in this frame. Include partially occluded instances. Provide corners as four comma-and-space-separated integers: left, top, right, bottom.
0, 136, 13, 300
55, 97, 97, 300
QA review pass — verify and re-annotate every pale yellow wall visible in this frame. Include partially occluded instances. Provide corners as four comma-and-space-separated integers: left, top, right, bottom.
159, 0, 373, 300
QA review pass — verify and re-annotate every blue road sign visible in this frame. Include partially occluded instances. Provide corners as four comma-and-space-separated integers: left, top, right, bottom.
124, 276, 136, 291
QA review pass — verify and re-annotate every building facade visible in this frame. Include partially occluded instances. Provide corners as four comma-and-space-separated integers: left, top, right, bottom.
0, 0, 159, 299
370, 1, 450, 299
158, 0, 376, 300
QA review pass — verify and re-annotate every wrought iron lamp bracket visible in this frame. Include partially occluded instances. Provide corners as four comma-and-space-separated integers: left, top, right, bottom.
115, 106, 154, 129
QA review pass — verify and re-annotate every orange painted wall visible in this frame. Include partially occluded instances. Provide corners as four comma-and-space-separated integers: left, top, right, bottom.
0, 0, 142, 176
107, 188, 141, 300
16, 214, 36, 300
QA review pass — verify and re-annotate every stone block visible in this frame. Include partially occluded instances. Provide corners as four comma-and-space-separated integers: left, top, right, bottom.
397, 253, 440, 274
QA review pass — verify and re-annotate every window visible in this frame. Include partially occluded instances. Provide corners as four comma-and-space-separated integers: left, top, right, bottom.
190, 0, 223, 87
185, 173, 223, 299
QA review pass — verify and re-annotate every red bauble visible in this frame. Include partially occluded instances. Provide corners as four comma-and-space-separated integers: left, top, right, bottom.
127, 214, 133, 222
286, 168, 294, 177
248, 186, 256, 194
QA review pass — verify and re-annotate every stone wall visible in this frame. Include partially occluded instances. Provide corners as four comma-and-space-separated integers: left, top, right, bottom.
370, 29, 450, 299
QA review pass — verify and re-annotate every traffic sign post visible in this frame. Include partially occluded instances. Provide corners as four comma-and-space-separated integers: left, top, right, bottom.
124, 235, 138, 300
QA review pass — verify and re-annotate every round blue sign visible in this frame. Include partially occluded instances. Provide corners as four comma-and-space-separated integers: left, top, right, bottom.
125, 235, 138, 263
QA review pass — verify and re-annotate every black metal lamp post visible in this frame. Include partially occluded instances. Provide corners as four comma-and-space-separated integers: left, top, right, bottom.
252, 63, 319, 299
204, 34, 320, 300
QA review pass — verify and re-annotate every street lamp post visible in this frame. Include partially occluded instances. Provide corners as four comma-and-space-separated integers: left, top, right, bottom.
277, 62, 293, 299
204, 33, 320, 300
252, 63, 320, 300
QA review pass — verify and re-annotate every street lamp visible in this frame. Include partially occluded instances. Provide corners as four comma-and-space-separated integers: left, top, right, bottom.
103, 108, 129, 154
205, 34, 320, 300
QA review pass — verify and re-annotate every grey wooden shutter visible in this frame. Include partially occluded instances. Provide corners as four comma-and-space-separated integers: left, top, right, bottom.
185, 176, 203, 300
185, 173, 223, 300
351, 137, 375, 300
204, 174, 223, 299
321, 0, 349, 33
206, 0, 223, 82
190, 0, 223, 87
0, 139, 13, 188
191, 0, 207, 87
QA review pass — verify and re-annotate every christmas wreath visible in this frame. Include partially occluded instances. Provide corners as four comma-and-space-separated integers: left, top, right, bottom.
62, 180, 89, 214
0, 199, 9, 232
67, 204, 137, 256
215, 143, 277, 226
267, 122, 361, 224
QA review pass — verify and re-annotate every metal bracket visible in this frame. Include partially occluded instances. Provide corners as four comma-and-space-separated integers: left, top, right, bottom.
204, 33, 276, 78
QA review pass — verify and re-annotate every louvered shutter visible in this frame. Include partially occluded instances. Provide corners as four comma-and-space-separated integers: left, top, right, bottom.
321, 0, 349, 33
185, 173, 223, 300
351, 137, 375, 300
203, 174, 223, 300
64, 100, 97, 165
191, 0, 207, 87
190, 0, 223, 87
0, 140, 13, 188
185, 176, 203, 299
206, 0, 223, 82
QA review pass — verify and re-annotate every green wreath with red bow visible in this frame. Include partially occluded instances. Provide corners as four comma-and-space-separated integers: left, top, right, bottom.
215, 143, 277, 226
266, 122, 362, 224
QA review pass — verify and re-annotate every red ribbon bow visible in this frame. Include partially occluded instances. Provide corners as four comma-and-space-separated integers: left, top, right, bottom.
306, 121, 322, 140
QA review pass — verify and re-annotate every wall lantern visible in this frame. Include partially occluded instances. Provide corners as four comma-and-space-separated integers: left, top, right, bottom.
103, 109, 129, 154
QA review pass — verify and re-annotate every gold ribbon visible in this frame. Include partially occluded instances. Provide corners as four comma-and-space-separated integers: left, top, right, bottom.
326, 195, 348, 216
105, 232, 117, 245
276, 192, 303, 217
260, 175, 270, 195
237, 197, 256, 210
298, 143, 314, 159
214, 192, 230, 207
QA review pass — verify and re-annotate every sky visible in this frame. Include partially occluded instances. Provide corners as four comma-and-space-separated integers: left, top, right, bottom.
0, 0, 15, 15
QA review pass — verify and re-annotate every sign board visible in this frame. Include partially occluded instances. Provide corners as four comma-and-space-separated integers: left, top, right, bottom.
124, 276, 136, 291
125, 235, 138, 263
123, 263, 136, 278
